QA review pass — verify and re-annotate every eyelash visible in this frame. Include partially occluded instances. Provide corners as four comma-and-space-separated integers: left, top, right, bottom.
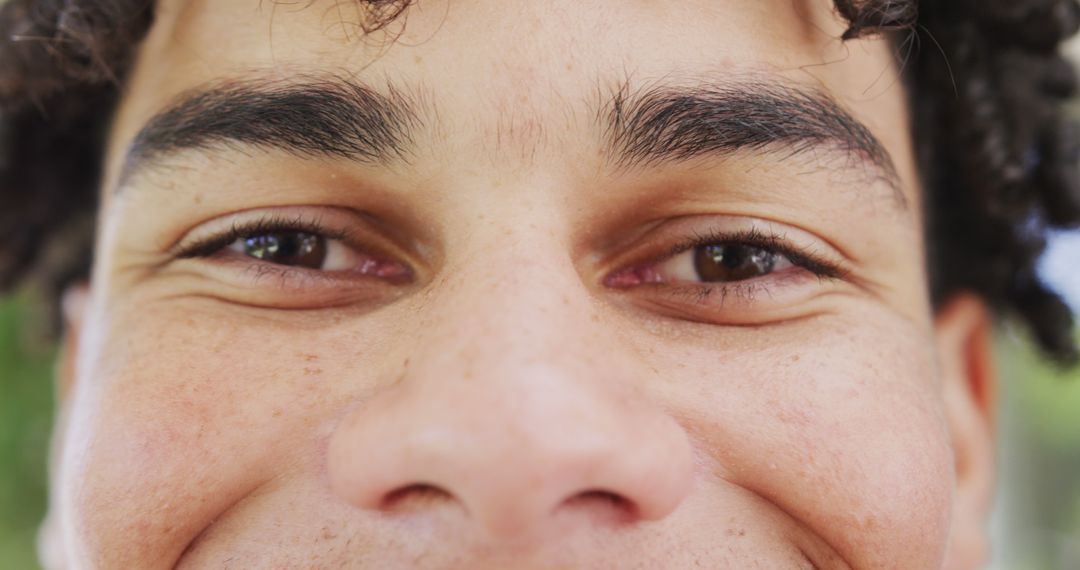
664, 227, 846, 280
173, 214, 352, 260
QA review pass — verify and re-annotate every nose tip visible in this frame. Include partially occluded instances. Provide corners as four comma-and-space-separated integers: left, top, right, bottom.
326, 387, 695, 541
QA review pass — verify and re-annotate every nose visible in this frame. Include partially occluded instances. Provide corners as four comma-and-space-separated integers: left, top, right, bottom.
325, 244, 694, 542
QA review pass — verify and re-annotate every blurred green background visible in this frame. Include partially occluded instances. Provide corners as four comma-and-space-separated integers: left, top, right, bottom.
0, 296, 55, 569
993, 321, 1080, 569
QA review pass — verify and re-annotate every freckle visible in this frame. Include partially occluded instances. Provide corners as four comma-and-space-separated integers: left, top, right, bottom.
273, 409, 283, 417
790, 354, 800, 362
302, 354, 318, 362
193, 194, 203, 205
304, 367, 323, 376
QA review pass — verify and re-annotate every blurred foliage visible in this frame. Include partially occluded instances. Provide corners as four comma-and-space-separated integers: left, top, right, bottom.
1001, 327, 1080, 448
0, 296, 55, 570
994, 326, 1080, 570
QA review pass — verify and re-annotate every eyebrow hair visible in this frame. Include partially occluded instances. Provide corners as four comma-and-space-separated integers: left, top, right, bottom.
600, 78, 904, 204
120, 75, 421, 185
121, 74, 903, 207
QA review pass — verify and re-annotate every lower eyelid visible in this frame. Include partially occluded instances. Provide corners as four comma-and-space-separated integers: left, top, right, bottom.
237, 263, 326, 290
656, 270, 819, 306
689, 263, 820, 292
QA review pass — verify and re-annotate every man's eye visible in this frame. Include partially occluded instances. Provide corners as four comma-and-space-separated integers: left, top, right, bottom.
223, 229, 404, 276
173, 222, 411, 282
172, 213, 416, 298
603, 226, 847, 322
653, 242, 795, 284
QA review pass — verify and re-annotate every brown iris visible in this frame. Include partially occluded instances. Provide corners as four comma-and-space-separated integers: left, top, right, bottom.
242, 232, 326, 268
693, 244, 777, 282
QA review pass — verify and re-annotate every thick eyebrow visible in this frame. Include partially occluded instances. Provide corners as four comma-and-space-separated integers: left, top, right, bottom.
600, 79, 904, 205
122, 74, 903, 207
120, 76, 421, 186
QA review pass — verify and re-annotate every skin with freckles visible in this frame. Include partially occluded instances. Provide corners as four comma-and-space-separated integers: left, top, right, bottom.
40, 0, 997, 568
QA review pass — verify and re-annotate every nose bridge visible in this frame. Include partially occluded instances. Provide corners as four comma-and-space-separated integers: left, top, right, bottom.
426, 227, 598, 381
326, 216, 695, 541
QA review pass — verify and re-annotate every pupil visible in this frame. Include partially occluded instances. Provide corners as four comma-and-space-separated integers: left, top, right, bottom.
243, 232, 326, 269
693, 244, 776, 282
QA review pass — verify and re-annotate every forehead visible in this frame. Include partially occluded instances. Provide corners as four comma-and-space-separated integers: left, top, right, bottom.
108, 0, 916, 203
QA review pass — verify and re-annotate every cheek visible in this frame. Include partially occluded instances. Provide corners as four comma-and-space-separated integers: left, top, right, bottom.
57, 300, 395, 565
664, 314, 954, 569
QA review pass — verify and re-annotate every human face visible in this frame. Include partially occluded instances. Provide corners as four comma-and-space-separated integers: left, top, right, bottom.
43, 0, 995, 568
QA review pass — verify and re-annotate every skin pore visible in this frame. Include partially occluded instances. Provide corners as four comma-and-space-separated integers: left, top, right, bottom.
42, 0, 996, 568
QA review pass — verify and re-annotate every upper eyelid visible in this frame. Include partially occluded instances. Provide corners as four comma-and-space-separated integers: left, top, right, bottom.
595, 214, 850, 277
665, 229, 793, 261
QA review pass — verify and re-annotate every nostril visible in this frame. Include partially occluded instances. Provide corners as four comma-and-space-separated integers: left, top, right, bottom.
380, 483, 456, 513
557, 489, 638, 525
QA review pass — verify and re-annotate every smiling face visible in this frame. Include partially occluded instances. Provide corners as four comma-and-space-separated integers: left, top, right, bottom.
42, 1, 996, 568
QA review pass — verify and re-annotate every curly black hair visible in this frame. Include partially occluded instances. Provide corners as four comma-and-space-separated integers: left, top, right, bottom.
0, 0, 1078, 363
